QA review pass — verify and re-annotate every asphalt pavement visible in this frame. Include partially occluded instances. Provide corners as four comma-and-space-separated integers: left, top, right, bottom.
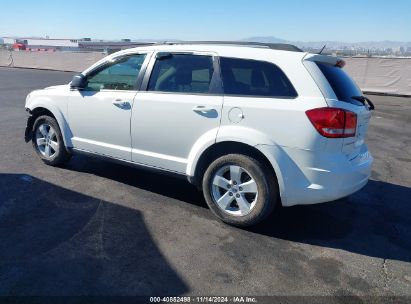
0, 67, 410, 298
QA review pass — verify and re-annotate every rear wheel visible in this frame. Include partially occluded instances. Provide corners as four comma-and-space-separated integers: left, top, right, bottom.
32, 115, 71, 166
202, 154, 278, 227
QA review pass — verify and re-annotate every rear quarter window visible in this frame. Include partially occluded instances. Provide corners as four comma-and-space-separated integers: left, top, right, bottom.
316, 62, 364, 106
220, 57, 297, 98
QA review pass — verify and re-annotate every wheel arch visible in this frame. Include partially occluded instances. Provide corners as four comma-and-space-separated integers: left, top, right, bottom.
25, 104, 73, 148
189, 141, 284, 199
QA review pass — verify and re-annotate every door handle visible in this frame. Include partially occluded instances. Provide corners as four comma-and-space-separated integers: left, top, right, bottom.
112, 99, 131, 109
192, 105, 215, 113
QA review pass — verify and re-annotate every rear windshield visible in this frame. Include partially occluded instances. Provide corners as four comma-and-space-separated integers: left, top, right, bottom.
316, 62, 363, 106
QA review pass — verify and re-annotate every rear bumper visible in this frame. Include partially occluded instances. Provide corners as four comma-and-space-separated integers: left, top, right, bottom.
257, 144, 373, 207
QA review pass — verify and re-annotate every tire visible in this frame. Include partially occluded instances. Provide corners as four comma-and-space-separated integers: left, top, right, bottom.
32, 115, 71, 166
202, 154, 279, 227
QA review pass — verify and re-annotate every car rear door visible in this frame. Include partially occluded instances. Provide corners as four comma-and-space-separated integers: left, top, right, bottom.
130, 52, 223, 173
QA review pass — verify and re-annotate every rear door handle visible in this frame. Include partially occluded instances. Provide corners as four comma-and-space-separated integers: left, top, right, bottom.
112, 99, 131, 109
193, 105, 215, 113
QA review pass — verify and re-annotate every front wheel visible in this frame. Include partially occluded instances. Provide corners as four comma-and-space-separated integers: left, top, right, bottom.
32, 115, 71, 166
202, 154, 279, 227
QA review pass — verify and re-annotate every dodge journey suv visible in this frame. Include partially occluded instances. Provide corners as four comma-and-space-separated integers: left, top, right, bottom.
24, 42, 374, 227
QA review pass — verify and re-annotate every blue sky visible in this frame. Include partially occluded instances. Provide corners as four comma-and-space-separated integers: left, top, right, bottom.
1, 0, 410, 41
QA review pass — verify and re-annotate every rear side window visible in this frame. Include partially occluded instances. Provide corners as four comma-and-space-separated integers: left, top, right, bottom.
148, 54, 214, 94
220, 57, 297, 98
316, 62, 363, 105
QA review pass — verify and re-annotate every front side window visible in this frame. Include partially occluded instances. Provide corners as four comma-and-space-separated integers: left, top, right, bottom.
86, 54, 147, 91
220, 57, 297, 98
147, 54, 214, 94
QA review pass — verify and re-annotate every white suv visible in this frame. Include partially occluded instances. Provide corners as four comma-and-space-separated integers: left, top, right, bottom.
24, 42, 374, 227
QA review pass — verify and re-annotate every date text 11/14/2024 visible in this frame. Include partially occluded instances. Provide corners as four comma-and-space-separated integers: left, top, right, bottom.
149, 296, 258, 303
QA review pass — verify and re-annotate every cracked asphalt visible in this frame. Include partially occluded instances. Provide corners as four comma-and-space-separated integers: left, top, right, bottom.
0, 67, 410, 298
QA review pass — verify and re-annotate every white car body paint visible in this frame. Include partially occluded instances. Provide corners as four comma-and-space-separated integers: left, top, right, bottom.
25, 43, 373, 207
25, 85, 73, 147
130, 92, 223, 173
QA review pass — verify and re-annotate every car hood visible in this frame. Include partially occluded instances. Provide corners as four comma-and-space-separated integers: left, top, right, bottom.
25, 84, 70, 109
43, 84, 70, 90
28, 84, 69, 96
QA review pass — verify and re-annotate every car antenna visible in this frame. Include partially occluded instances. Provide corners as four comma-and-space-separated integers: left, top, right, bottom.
318, 45, 326, 54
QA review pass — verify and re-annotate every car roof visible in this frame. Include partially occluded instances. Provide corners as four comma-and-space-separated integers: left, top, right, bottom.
159, 41, 303, 52
82, 43, 309, 76
111, 43, 307, 61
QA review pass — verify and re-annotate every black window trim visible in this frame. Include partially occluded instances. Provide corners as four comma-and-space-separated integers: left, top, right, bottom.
140, 53, 298, 99
83, 52, 152, 92
140, 52, 223, 96
219, 56, 298, 99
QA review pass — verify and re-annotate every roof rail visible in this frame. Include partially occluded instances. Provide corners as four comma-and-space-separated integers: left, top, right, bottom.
157, 41, 303, 52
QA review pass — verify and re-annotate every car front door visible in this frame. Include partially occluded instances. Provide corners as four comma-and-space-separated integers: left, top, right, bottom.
67, 53, 150, 160
131, 52, 223, 173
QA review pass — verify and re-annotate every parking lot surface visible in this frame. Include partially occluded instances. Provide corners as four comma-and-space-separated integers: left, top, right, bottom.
0, 67, 411, 297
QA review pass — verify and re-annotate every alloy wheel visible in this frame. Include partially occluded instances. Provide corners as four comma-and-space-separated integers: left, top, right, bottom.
211, 165, 258, 216
35, 123, 59, 159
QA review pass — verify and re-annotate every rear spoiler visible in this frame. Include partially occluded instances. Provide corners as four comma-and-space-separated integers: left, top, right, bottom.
303, 53, 345, 68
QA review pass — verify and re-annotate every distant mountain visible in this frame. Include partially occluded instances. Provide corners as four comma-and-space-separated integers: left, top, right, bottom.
241, 36, 411, 50
240, 36, 288, 44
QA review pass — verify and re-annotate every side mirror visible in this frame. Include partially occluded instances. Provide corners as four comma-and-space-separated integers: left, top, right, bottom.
70, 74, 87, 90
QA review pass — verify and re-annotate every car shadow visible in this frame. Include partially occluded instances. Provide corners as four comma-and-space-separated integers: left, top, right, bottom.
0, 173, 188, 296
65, 154, 207, 209
249, 179, 411, 263
66, 155, 411, 264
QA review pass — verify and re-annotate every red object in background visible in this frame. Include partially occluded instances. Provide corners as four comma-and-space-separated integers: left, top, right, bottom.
12, 43, 26, 50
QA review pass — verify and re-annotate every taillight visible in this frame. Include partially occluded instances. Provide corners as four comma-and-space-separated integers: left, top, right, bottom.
306, 107, 357, 138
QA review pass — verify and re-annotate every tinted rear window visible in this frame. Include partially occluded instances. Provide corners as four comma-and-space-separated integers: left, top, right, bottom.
220, 57, 297, 98
316, 62, 363, 105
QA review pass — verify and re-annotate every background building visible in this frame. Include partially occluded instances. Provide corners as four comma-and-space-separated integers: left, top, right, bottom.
0, 36, 153, 52
1, 37, 79, 51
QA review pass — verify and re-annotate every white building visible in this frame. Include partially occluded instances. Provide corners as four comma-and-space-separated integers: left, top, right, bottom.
3, 37, 15, 44
1, 37, 79, 48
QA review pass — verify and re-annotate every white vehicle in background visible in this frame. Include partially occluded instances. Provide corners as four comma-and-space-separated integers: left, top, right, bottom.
24, 42, 374, 227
